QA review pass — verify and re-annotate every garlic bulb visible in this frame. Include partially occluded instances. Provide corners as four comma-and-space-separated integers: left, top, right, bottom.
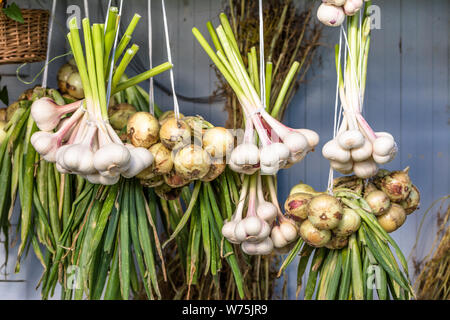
93, 143, 131, 177
121, 144, 154, 178
353, 159, 378, 179
322, 139, 351, 163
338, 130, 365, 150
317, 3, 346, 27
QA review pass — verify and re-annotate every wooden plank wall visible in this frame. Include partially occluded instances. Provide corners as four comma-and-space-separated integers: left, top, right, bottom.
0, 0, 448, 299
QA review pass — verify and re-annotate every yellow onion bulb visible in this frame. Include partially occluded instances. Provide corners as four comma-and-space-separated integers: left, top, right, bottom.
400, 185, 420, 215
57, 63, 76, 93
67, 72, 84, 99
332, 208, 361, 237
377, 204, 407, 233
284, 193, 313, 220
163, 170, 191, 188
299, 220, 331, 248
365, 190, 391, 216
202, 127, 234, 158
108, 103, 137, 130
0, 120, 6, 144
173, 145, 211, 180
289, 183, 318, 196
127, 112, 160, 148
140, 175, 164, 188
158, 110, 184, 126
200, 158, 226, 182
307, 194, 343, 230
380, 168, 412, 202
325, 236, 349, 250
159, 118, 191, 150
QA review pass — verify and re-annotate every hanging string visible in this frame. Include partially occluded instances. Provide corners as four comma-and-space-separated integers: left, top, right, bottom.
340, 24, 364, 116
42, 0, 57, 89
148, 0, 155, 115
104, 0, 112, 31
161, 0, 180, 119
84, 0, 89, 19
258, 0, 266, 107
106, 0, 124, 108
327, 27, 344, 195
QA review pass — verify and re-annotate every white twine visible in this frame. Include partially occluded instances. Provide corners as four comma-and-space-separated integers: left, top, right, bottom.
258, 0, 266, 108
104, 0, 112, 31
106, 0, 124, 108
148, 0, 155, 115
42, 0, 57, 89
327, 27, 344, 195
161, 0, 180, 119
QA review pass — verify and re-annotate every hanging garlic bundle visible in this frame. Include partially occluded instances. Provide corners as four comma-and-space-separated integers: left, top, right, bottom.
30, 8, 172, 185
322, 6, 398, 179
193, 14, 319, 176
317, 0, 366, 27
221, 173, 298, 256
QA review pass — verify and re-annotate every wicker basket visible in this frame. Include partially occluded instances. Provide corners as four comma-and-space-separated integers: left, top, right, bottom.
0, 9, 50, 65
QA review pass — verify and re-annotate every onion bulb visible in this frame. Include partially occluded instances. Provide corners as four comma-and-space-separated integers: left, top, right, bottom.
164, 170, 191, 188
108, 103, 137, 130
202, 127, 234, 158
200, 158, 226, 182
332, 208, 361, 237
289, 183, 318, 196
400, 185, 420, 215
159, 118, 191, 150
377, 204, 407, 233
127, 112, 160, 148
0, 121, 7, 144
325, 236, 349, 250
380, 168, 412, 202
67, 72, 84, 99
307, 194, 343, 230
284, 193, 313, 220
173, 145, 211, 180
365, 190, 391, 216
299, 220, 332, 248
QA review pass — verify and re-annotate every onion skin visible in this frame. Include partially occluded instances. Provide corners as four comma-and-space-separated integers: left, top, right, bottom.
202, 127, 234, 158
400, 184, 420, 215
299, 220, 331, 248
200, 159, 226, 182
67, 72, 84, 99
380, 168, 412, 202
109, 103, 137, 130
164, 170, 191, 188
140, 175, 164, 188
325, 236, 349, 250
0, 121, 7, 144
284, 193, 313, 220
173, 145, 211, 180
365, 190, 391, 216
127, 112, 160, 148
159, 111, 185, 126
332, 208, 361, 237
289, 183, 318, 196
307, 194, 343, 230
377, 204, 407, 233
159, 118, 191, 150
